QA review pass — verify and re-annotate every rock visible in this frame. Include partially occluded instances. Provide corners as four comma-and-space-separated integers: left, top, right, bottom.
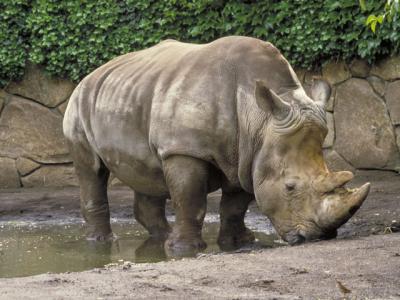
323, 149, 355, 172
5, 63, 76, 108
334, 78, 399, 169
0, 157, 21, 188
326, 87, 335, 112
385, 80, 400, 125
323, 112, 334, 148
57, 99, 69, 115
21, 165, 78, 187
396, 127, 400, 173
370, 56, 400, 80
0, 89, 7, 100
322, 61, 351, 85
0, 89, 7, 112
0, 95, 71, 163
371, 56, 400, 80
349, 59, 370, 78
16, 157, 41, 176
367, 76, 386, 97
294, 68, 306, 83
303, 83, 312, 98
304, 70, 322, 85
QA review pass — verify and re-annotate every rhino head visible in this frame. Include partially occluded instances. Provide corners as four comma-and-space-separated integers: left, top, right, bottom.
252, 79, 370, 245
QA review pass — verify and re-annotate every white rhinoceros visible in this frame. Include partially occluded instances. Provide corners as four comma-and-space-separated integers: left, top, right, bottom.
63, 36, 370, 255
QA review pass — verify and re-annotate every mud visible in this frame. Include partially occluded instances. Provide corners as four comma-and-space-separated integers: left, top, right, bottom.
0, 170, 399, 299
0, 223, 279, 278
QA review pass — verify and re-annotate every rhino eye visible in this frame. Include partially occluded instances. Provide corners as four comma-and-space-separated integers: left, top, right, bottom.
285, 181, 296, 191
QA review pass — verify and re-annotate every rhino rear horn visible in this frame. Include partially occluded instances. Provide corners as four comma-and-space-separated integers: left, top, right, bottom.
314, 171, 354, 193
255, 80, 291, 120
310, 78, 331, 109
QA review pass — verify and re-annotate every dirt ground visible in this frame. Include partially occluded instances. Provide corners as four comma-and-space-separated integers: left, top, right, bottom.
0, 170, 399, 299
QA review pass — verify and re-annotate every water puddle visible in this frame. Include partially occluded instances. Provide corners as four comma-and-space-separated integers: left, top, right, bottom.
0, 221, 282, 278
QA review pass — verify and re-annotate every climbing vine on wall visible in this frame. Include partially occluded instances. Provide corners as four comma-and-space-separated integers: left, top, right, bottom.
1, 0, 399, 87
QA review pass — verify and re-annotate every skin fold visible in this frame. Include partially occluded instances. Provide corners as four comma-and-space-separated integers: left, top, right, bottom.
63, 36, 370, 256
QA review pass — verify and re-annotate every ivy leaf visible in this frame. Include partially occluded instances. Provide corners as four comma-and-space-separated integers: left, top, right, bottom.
371, 20, 378, 33
366, 15, 378, 25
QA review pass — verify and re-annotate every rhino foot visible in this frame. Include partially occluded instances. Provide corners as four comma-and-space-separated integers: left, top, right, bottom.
164, 236, 207, 258
217, 227, 255, 251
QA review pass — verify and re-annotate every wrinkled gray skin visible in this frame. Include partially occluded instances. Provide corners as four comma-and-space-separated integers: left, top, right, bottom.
63, 36, 370, 256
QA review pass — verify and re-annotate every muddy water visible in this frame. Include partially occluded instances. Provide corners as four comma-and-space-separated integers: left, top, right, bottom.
0, 220, 281, 278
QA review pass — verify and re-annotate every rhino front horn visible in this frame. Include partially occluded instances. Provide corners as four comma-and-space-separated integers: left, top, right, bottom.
347, 182, 370, 214
318, 182, 371, 230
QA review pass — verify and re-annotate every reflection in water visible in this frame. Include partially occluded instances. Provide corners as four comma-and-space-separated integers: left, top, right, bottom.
0, 222, 280, 278
135, 237, 166, 263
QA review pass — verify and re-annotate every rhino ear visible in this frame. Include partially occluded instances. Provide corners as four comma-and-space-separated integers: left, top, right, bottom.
255, 80, 291, 119
310, 78, 331, 109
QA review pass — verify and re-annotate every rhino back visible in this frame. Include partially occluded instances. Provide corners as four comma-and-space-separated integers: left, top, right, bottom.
64, 36, 299, 194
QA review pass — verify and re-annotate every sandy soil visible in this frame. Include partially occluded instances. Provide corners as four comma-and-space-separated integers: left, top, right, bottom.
0, 170, 399, 299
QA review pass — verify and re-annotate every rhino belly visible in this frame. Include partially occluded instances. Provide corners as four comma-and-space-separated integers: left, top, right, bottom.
91, 113, 168, 197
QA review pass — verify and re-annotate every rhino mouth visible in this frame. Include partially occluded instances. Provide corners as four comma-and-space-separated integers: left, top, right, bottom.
286, 226, 338, 246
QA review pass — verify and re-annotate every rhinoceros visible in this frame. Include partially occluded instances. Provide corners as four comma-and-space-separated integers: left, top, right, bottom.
63, 36, 370, 254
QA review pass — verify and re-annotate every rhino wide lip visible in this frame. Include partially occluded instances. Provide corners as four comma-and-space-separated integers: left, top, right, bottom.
286, 227, 339, 245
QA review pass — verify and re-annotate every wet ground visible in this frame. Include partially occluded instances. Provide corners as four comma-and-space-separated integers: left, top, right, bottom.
0, 170, 399, 298
0, 222, 279, 278
0, 184, 282, 278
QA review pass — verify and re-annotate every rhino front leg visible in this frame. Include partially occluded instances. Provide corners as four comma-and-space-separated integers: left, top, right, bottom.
133, 192, 171, 239
163, 156, 209, 256
218, 190, 255, 250
69, 141, 114, 241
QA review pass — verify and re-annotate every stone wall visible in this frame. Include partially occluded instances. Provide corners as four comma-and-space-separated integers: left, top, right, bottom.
0, 64, 77, 188
0, 58, 399, 188
297, 56, 400, 174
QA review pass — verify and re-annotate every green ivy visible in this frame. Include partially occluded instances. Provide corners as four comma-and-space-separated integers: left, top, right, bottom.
0, 0, 30, 87
1, 0, 399, 87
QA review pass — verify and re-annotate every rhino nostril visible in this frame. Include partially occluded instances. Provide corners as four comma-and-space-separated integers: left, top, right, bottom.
294, 234, 305, 245
285, 180, 297, 191
287, 233, 305, 246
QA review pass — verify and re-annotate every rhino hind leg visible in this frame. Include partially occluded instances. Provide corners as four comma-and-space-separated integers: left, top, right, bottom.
69, 140, 114, 241
133, 191, 171, 239
163, 155, 209, 257
218, 190, 255, 250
